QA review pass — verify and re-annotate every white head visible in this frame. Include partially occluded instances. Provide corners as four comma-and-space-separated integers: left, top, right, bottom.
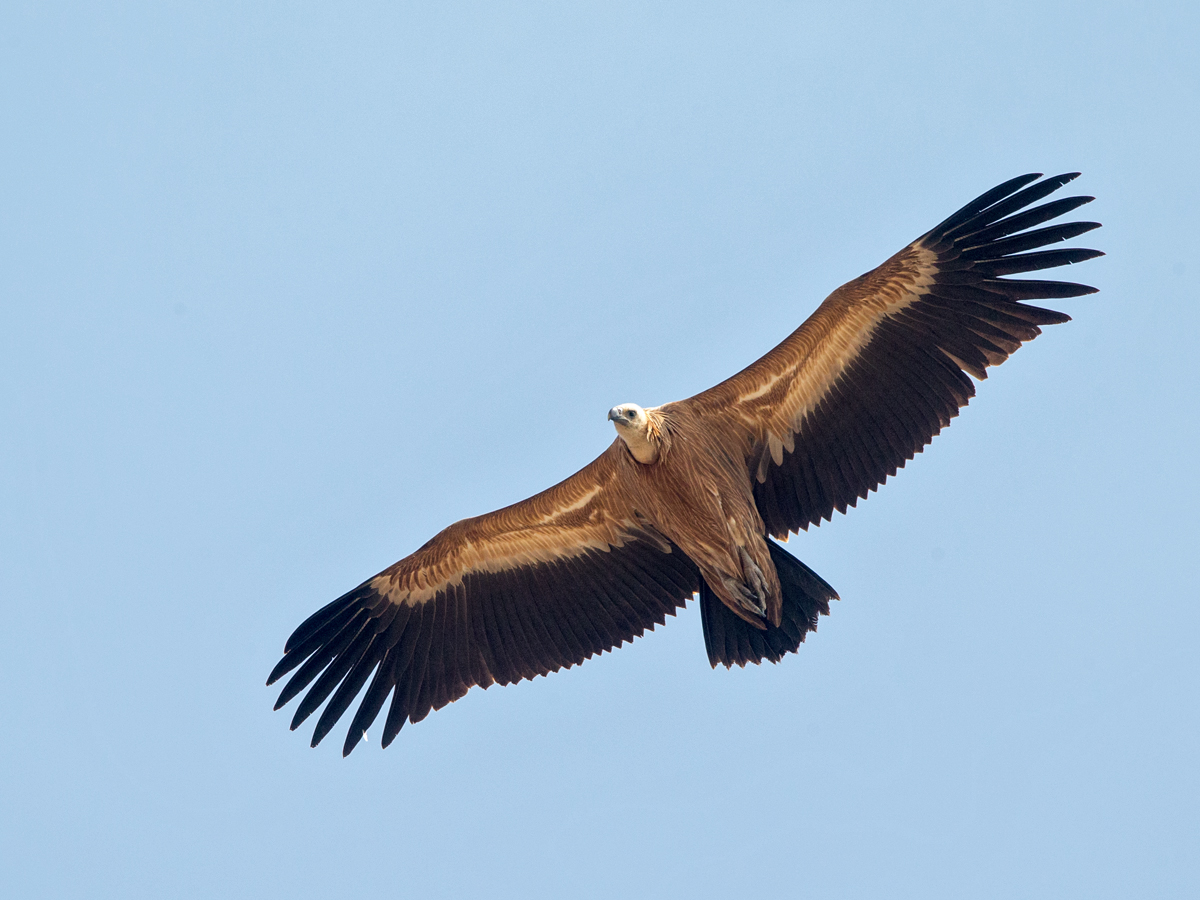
607, 403, 660, 464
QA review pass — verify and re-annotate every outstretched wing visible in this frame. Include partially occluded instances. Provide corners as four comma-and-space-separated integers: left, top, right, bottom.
678, 173, 1102, 537
267, 442, 699, 755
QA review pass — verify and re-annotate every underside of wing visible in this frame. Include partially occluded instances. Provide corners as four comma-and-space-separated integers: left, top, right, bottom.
684, 173, 1102, 538
267, 443, 700, 755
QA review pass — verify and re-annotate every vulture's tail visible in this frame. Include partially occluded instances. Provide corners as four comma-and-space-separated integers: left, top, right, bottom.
699, 540, 838, 668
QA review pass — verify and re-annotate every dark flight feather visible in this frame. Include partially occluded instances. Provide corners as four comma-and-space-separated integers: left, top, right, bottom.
269, 173, 1100, 752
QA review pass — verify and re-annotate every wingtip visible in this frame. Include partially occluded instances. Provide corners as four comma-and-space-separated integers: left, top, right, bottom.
265, 657, 290, 687
342, 730, 367, 757
290, 706, 313, 731
380, 723, 404, 749
310, 728, 328, 749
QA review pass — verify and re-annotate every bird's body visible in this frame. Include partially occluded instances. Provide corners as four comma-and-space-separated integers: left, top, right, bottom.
610, 403, 782, 626
268, 173, 1103, 755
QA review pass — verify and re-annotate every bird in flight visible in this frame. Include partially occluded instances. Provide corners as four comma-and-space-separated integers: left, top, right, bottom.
268, 173, 1102, 755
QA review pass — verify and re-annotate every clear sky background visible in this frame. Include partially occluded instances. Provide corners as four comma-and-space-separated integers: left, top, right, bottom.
2, 2, 1198, 898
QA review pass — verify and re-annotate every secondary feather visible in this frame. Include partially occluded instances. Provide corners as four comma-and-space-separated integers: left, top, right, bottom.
268, 172, 1102, 755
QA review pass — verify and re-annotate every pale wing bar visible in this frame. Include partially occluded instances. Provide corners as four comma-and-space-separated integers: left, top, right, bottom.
753, 173, 1102, 537
267, 536, 700, 755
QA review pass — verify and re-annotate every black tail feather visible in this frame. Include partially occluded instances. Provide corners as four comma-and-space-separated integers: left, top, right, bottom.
699, 540, 838, 669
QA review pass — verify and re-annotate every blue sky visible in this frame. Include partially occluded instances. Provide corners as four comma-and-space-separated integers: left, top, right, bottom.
2, 2, 1198, 897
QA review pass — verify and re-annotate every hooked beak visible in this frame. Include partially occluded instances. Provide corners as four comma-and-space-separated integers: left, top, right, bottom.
608, 407, 623, 423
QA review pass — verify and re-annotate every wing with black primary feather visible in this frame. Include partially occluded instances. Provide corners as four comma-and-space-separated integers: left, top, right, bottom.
682, 173, 1103, 538
268, 172, 1103, 750
267, 444, 701, 755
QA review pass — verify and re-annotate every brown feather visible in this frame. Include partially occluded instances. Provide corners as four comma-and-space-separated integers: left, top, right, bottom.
269, 173, 1100, 751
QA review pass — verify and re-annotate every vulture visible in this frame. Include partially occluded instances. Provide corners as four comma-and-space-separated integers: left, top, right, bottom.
268, 172, 1102, 755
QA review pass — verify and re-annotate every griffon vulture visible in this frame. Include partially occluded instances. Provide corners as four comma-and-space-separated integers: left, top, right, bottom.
268, 172, 1102, 755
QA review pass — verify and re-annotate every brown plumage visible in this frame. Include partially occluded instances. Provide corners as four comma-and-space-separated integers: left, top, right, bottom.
268, 172, 1102, 755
